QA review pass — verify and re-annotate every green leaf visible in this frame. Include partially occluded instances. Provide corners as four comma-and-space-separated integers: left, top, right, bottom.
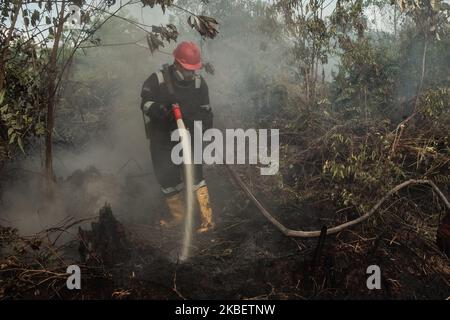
17, 136, 25, 154
9, 133, 16, 144
35, 122, 45, 136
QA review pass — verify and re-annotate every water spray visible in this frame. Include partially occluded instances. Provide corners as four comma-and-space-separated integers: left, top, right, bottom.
172, 104, 195, 262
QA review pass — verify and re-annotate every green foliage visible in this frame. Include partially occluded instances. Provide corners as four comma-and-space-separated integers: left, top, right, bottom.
331, 35, 401, 118
420, 87, 450, 118
330, 0, 450, 120
0, 39, 47, 156
273, 0, 337, 102
258, 0, 450, 218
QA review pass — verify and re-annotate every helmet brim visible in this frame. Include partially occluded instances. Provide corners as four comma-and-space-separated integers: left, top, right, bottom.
176, 59, 202, 71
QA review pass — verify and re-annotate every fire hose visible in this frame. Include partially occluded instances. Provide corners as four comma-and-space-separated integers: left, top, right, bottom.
226, 166, 450, 238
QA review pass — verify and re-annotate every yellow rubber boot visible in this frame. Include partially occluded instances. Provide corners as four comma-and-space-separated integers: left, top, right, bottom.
160, 192, 184, 227
196, 185, 215, 233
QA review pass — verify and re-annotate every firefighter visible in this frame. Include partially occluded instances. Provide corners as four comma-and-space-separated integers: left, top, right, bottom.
140, 41, 214, 233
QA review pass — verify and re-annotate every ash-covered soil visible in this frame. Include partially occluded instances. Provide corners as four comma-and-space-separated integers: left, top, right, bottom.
68, 166, 450, 300
1, 163, 449, 300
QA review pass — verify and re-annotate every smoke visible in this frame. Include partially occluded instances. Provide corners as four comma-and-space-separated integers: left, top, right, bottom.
205, 28, 290, 128
3, 1, 445, 238
0, 6, 169, 234
0, 2, 291, 235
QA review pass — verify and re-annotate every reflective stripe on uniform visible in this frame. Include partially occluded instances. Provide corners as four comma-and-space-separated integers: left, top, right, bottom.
156, 71, 164, 85
199, 104, 211, 112
162, 180, 205, 194
174, 70, 184, 82
194, 180, 206, 191
143, 100, 156, 113
195, 75, 201, 89
161, 182, 184, 195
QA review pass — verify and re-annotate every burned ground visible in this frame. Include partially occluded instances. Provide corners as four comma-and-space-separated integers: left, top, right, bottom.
0, 161, 448, 300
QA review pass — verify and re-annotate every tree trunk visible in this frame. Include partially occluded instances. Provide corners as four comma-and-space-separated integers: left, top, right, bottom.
413, 34, 428, 113
45, 0, 67, 189
304, 67, 310, 106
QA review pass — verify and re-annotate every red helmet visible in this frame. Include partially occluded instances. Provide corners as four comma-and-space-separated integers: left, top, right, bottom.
173, 41, 202, 71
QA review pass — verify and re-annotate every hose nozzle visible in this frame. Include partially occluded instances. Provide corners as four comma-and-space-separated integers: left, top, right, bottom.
172, 103, 182, 121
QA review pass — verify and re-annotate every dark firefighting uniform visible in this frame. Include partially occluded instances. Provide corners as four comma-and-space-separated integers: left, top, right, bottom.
140, 64, 213, 196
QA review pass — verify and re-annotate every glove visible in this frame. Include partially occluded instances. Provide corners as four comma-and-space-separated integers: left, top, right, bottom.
197, 105, 213, 130
148, 103, 172, 120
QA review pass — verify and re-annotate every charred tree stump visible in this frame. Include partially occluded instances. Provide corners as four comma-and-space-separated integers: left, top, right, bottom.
78, 204, 130, 266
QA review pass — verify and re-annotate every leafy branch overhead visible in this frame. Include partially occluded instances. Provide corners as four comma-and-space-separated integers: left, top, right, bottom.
146, 32, 164, 53
187, 15, 219, 39
146, 24, 178, 53
396, 0, 450, 37
152, 24, 178, 42
141, 0, 174, 14
140, 1, 218, 53
145, 1, 219, 39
